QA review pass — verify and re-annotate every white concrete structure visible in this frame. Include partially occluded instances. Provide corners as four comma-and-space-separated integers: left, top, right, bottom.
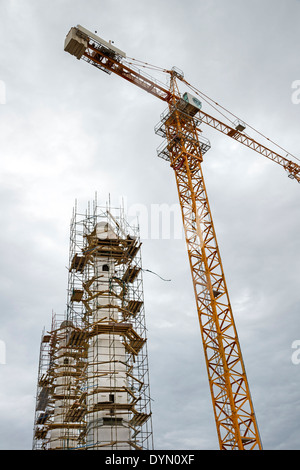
85, 222, 131, 449
32, 202, 153, 451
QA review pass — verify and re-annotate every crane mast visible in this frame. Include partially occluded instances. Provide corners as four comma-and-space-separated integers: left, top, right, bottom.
64, 25, 300, 450
155, 75, 261, 449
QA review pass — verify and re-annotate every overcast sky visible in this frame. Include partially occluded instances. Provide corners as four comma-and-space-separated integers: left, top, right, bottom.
0, 0, 300, 450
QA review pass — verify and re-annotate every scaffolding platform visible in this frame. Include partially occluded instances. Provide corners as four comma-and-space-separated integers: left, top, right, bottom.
69, 253, 87, 273
71, 289, 84, 302
122, 266, 141, 283
130, 411, 151, 427
65, 402, 87, 422
66, 329, 88, 348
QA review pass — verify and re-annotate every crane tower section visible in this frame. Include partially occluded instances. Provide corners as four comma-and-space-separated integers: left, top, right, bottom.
155, 82, 261, 450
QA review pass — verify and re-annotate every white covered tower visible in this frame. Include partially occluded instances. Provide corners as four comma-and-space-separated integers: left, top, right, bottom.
85, 220, 132, 448
32, 199, 153, 450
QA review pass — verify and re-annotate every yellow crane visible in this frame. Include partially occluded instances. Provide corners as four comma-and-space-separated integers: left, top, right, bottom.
64, 25, 300, 450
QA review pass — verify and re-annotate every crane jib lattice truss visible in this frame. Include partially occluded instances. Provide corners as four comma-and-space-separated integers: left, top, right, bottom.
64, 25, 300, 450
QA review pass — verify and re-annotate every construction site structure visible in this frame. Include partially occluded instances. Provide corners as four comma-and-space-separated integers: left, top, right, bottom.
63, 25, 300, 450
32, 198, 153, 450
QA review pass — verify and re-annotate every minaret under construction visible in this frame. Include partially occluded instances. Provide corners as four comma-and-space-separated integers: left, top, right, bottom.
32, 198, 153, 450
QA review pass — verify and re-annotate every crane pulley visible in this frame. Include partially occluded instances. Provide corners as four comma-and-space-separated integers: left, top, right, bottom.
64, 24, 299, 450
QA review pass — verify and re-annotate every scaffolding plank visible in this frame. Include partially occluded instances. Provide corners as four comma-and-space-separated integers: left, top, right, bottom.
69, 253, 87, 272
42, 334, 51, 343
122, 266, 141, 283
67, 329, 88, 347
89, 321, 132, 337
130, 412, 151, 427
89, 402, 135, 413
34, 428, 48, 439
65, 401, 87, 422
71, 289, 84, 301
126, 300, 143, 316
47, 422, 85, 429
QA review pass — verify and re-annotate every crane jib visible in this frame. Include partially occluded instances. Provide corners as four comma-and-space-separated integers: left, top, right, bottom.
64, 24, 300, 183
197, 110, 300, 182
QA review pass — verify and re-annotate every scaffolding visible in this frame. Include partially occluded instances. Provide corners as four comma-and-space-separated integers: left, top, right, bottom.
32, 197, 154, 450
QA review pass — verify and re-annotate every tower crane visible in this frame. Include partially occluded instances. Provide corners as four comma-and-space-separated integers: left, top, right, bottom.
64, 25, 300, 450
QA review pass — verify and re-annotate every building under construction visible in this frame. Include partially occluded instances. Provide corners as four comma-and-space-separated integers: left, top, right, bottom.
32, 198, 153, 450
